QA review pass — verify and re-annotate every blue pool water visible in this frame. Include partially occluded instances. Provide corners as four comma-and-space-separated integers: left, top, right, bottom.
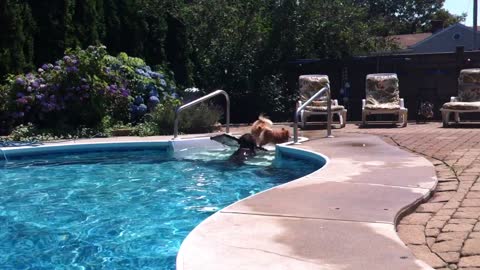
0, 147, 321, 269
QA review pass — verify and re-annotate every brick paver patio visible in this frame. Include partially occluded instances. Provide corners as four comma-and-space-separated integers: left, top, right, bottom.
327, 122, 480, 270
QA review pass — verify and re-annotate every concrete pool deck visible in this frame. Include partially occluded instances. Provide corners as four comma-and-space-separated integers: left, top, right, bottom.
177, 131, 437, 270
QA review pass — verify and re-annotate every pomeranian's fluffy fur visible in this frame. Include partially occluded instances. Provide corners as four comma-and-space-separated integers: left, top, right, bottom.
251, 115, 290, 146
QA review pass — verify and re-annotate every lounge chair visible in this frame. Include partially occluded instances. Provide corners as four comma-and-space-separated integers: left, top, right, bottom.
362, 73, 407, 127
298, 75, 347, 128
440, 68, 480, 127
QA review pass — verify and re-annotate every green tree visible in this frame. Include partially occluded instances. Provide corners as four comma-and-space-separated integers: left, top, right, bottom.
354, 0, 451, 34
0, 0, 35, 76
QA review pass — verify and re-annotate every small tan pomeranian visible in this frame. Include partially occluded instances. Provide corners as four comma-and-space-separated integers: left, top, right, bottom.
251, 115, 290, 146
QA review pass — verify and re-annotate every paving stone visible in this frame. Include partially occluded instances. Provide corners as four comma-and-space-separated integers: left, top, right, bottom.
453, 211, 480, 219
471, 185, 480, 191
397, 225, 425, 245
400, 213, 432, 225
474, 223, 480, 232
443, 223, 475, 232
467, 192, 480, 199
427, 237, 436, 248
431, 192, 454, 202
432, 239, 464, 253
432, 215, 452, 221
417, 203, 446, 213
459, 175, 479, 181
437, 232, 469, 242
449, 219, 478, 225
408, 245, 447, 268
437, 184, 459, 192
469, 232, 480, 239
437, 252, 460, 263
444, 200, 462, 209
437, 209, 456, 216
459, 256, 480, 267
458, 207, 480, 213
427, 219, 448, 229
463, 199, 480, 207
463, 239, 480, 256
426, 228, 441, 237
453, 192, 468, 201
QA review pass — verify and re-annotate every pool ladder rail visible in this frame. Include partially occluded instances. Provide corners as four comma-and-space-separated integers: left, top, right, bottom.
173, 89, 230, 139
293, 83, 333, 143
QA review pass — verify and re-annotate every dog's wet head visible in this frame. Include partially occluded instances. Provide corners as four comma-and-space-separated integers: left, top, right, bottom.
238, 133, 257, 150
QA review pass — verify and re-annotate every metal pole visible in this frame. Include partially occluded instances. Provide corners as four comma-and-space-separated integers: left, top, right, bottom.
225, 94, 230, 134
173, 110, 179, 138
293, 102, 299, 143
475, 0, 478, 50
326, 84, 333, 138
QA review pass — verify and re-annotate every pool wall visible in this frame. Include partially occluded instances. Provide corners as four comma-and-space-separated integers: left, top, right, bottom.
0, 137, 232, 161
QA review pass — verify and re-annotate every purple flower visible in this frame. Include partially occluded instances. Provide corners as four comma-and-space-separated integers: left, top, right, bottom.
120, 88, 130, 97
66, 66, 78, 73
38, 68, 45, 73
31, 81, 40, 89
16, 92, 24, 98
16, 98, 28, 105
149, 96, 160, 104
134, 96, 144, 105
138, 104, 148, 114
160, 79, 167, 87
15, 77, 26, 86
54, 66, 61, 71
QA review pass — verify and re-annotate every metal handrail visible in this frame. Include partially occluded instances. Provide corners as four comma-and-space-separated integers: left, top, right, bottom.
173, 89, 230, 139
293, 84, 332, 143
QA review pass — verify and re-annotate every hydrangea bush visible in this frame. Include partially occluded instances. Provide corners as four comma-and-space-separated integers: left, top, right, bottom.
0, 45, 180, 135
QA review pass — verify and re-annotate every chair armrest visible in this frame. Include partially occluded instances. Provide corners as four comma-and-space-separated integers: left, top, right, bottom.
362, 99, 366, 109
332, 99, 339, 106
400, 98, 405, 108
451, 96, 459, 102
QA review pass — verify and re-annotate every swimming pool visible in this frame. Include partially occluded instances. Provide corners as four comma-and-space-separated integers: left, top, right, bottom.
0, 140, 323, 269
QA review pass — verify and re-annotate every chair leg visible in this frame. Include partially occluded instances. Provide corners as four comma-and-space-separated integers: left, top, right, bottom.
454, 112, 460, 123
362, 110, 367, 126
301, 111, 307, 129
401, 110, 408, 127
340, 110, 347, 128
442, 111, 450, 127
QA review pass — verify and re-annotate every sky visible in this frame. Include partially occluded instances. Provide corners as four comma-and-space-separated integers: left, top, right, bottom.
444, 0, 474, 26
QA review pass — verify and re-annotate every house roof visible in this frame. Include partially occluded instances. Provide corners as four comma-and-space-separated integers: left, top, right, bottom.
387, 33, 432, 49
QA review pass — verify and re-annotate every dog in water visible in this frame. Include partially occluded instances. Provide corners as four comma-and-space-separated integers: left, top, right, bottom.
228, 133, 257, 164
251, 115, 290, 146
